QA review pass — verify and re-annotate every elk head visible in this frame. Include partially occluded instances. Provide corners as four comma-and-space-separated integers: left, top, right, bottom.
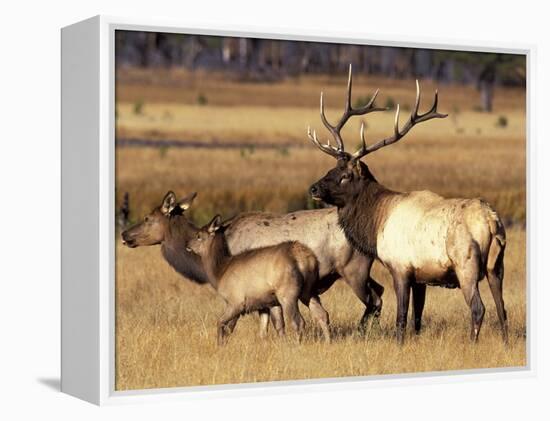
308, 65, 447, 207
185, 215, 223, 257
121, 191, 197, 247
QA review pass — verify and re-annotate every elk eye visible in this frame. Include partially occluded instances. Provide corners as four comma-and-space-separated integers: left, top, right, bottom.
144, 216, 150, 222
340, 174, 350, 184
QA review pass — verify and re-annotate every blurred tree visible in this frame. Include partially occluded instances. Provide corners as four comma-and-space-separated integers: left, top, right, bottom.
114, 31, 526, 101
433, 51, 526, 111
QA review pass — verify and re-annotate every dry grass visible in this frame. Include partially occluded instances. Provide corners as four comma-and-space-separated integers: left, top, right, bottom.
116, 67, 525, 111
116, 126, 525, 226
115, 70, 526, 391
115, 67, 526, 147
116, 103, 525, 146
115, 228, 526, 390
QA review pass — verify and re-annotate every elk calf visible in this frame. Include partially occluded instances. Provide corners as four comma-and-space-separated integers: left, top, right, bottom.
187, 215, 330, 345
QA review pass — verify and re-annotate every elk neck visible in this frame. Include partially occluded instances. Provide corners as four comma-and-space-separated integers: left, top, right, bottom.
201, 229, 232, 290
160, 215, 209, 284
338, 179, 399, 257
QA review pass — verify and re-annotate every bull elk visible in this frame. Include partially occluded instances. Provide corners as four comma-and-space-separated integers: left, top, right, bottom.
307, 65, 508, 345
187, 215, 328, 345
121, 191, 385, 337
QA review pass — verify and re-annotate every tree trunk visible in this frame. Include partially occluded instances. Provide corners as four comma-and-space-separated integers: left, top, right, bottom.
478, 59, 497, 112
479, 81, 494, 112
238, 38, 248, 69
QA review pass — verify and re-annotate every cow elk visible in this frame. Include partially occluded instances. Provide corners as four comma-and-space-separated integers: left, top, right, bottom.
187, 215, 328, 345
308, 65, 508, 345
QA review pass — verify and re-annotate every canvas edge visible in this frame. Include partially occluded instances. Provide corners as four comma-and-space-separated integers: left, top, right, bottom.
61, 15, 102, 405
59, 14, 535, 406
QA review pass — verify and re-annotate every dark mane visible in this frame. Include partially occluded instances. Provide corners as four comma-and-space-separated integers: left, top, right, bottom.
161, 215, 209, 284
338, 180, 398, 257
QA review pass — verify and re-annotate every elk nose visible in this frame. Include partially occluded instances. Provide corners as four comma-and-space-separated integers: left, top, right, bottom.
121, 231, 131, 245
309, 185, 319, 196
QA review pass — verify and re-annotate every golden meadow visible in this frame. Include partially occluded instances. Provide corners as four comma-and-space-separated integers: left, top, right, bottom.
115, 68, 526, 390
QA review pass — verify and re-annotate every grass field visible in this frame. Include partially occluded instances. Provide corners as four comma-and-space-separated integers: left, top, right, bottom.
115, 228, 526, 390
115, 69, 526, 390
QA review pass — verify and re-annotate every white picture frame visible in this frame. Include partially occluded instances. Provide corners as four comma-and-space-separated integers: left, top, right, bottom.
61, 15, 535, 405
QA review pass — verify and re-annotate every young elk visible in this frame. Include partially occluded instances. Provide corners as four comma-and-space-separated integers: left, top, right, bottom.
187, 215, 330, 345
307, 65, 508, 345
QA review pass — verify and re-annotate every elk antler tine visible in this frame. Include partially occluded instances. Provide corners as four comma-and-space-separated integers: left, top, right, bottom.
422, 89, 438, 117
307, 64, 398, 160
307, 125, 342, 158
359, 81, 447, 157
413, 79, 421, 118
346, 64, 353, 109
433, 90, 449, 118
319, 92, 332, 133
307, 126, 314, 142
394, 104, 401, 137
416, 89, 448, 120
350, 122, 368, 160
307, 126, 318, 144
360, 121, 367, 148
365, 88, 380, 109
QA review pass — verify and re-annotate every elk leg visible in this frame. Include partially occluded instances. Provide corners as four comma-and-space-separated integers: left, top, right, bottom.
393, 272, 412, 345
367, 277, 385, 318
411, 283, 427, 334
306, 295, 331, 343
278, 296, 304, 341
269, 305, 285, 337
339, 260, 383, 330
463, 285, 485, 342
486, 235, 508, 343
224, 316, 239, 335
217, 306, 242, 346
457, 272, 485, 342
487, 270, 508, 343
453, 241, 485, 342
258, 309, 270, 339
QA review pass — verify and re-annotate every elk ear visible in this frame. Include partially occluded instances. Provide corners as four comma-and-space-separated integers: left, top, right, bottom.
161, 191, 177, 215
178, 192, 197, 211
207, 215, 222, 234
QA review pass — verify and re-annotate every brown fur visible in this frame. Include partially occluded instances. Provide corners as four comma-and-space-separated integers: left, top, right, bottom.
121, 193, 208, 283
307, 73, 507, 344
121, 192, 286, 337
311, 156, 508, 345
122, 191, 385, 338
187, 216, 329, 345
337, 175, 399, 256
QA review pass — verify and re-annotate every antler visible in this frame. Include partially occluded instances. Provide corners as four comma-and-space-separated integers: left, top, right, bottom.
351, 79, 448, 160
307, 64, 386, 158
307, 126, 343, 158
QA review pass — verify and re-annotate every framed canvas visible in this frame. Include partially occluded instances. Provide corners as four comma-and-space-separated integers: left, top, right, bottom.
61, 15, 533, 405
